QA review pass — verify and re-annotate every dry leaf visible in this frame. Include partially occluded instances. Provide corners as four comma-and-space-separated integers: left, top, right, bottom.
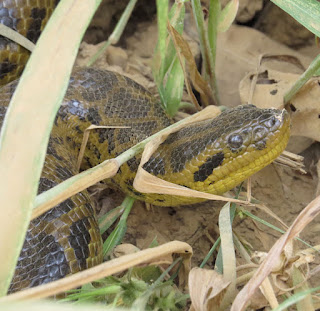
113, 244, 140, 257
167, 22, 214, 106
189, 268, 231, 311
216, 25, 311, 108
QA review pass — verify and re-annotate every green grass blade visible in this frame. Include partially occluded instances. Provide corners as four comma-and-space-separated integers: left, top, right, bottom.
163, 56, 184, 116
155, 0, 169, 83
217, 0, 239, 32
272, 286, 320, 311
87, 0, 138, 66
284, 53, 320, 103
103, 196, 135, 256
271, 0, 320, 37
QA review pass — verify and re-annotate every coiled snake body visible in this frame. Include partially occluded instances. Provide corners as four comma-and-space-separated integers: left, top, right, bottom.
0, 1, 290, 293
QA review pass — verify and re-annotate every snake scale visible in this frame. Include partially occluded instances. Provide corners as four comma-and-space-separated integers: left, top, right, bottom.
0, 1, 290, 293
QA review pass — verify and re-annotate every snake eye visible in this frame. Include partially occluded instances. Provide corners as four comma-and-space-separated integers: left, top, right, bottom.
228, 134, 243, 149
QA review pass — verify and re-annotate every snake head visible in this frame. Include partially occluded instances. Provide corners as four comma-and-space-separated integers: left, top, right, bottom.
144, 105, 290, 202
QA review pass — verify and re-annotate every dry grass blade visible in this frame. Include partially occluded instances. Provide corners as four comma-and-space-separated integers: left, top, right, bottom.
0, 24, 35, 52
189, 268, 231, 311
0, 0, 101, 295
259, 277, 279, 309
167, 22, 214, 107
275, 151, 306, 174
218, 203, 237, 309
231, 195, 320, 311
32, 159, 119, 219
0, 241, 192, 302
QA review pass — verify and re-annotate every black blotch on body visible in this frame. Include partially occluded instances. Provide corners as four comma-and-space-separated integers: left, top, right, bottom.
125, 179, 143, 197
270, 89, 278, 95
194, 152, 225, 182
127, 156, 140, 172
47, 139, 64, 161
68, 218, 91, 270
27, 8, 47, 42
87, 107, 102, 125
0, 58, 16, 80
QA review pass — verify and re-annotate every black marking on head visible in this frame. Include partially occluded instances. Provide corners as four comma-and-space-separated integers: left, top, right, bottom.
27, 8, 47, 43
194, 152, 224, 182
168, 136, 211, 173
69, 218, 91, 270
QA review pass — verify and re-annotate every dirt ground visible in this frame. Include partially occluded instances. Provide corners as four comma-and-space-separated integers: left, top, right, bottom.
79, 0, 320, 301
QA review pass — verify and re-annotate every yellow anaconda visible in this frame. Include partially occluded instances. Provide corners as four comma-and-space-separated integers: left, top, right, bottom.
0, 1, 291, 294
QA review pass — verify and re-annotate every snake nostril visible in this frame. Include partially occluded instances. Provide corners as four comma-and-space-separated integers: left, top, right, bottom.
264, 116, 279, 129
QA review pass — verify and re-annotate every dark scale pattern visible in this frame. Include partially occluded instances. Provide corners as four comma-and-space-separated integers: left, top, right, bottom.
127, 156, 140, 172
0, 0, 59, 84
60, 99, 88, 121
143, 156, 166, 176
47, 139, 64, 161
68, 219, 91, 269
194, 152, 225, 182
9, 222, 70, 293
